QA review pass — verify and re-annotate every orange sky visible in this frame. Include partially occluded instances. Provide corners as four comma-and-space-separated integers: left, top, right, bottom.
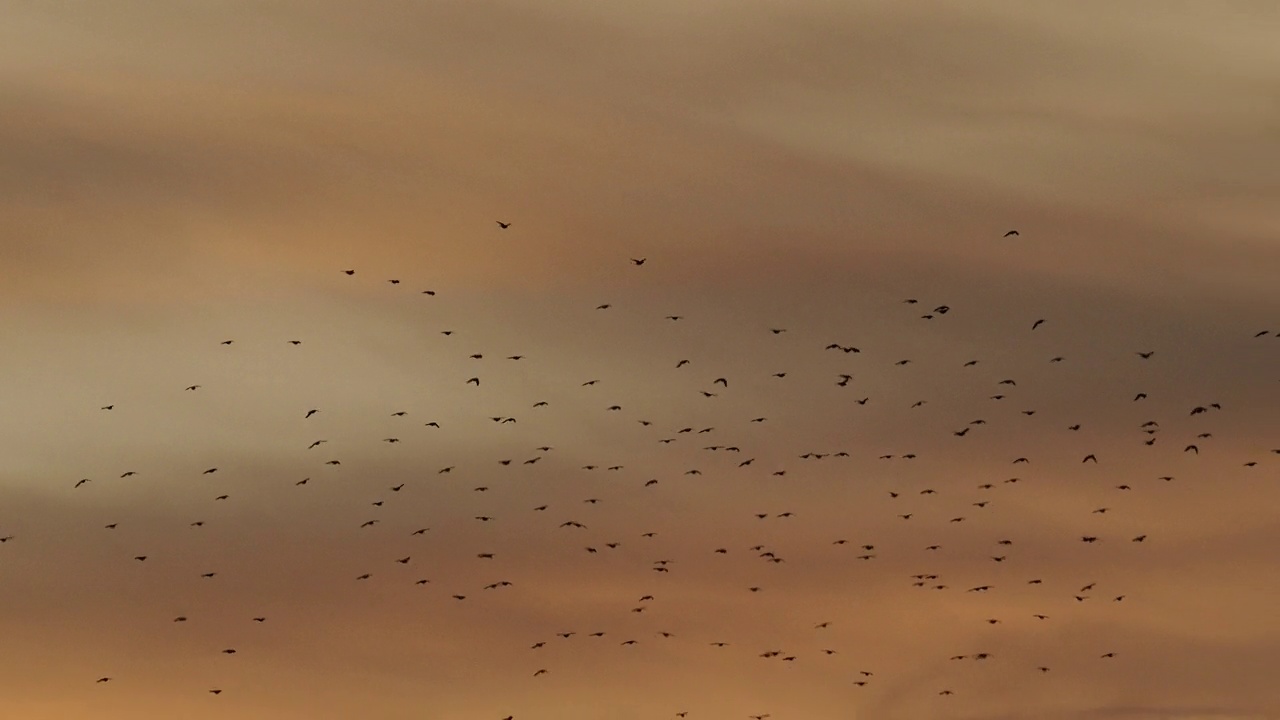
1, 2, 1278, 719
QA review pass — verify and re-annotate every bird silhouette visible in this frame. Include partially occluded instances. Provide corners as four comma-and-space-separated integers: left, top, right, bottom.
25, 236, 1276, 711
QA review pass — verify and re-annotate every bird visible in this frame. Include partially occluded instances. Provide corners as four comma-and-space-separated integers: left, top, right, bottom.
25, 241, 1279, 712
496, 221, 511, 228
1003, 230, 1019, 236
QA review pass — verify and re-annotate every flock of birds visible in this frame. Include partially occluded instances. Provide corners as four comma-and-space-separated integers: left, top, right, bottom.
7, 221, 1278, 719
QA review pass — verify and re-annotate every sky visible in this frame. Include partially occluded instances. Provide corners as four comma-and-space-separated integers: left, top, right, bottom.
1, 1, 1278, 719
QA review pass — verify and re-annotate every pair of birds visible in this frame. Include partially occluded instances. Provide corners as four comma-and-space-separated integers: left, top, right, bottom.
96, 678, 220, 694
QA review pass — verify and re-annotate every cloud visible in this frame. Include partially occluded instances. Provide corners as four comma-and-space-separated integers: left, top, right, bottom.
1, 2, 1278, 719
